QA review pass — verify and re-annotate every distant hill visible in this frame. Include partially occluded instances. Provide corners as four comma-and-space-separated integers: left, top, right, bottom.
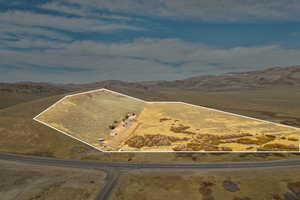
0, 82, 70, 94
1, 65, 300, 94
146, 65, 300, 91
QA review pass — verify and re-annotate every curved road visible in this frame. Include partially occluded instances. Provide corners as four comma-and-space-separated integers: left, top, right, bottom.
2, 153, 300, 200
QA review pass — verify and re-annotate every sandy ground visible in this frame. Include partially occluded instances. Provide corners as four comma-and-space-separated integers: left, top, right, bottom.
0, 160, 106, 200
111, 168, 300, 200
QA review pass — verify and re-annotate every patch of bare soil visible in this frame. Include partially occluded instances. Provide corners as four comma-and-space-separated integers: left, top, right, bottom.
196, 133, 253, 141
199, 181, 215, 200
159, 118, 171, 122
125, 134, 189, 148
171, 133, 281, 151
236, 135, 275, 145
170, 124, 196, 135
173, 142, 229, 151
172, 134, 243, 151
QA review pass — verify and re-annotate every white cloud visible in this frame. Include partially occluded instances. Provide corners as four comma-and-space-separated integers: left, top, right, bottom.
161, 0, 300, 22
41, 2, 138, 21
62, 0, 300, 22
1, 38, 300, 83
42, 2, 87, 17
0, 11, 143, 33
0, 23, 72, 43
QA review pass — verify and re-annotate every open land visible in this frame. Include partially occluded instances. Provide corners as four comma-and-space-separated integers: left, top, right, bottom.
4, 153, 300, 200
0, 159, 106, 200
111, 167, 300, 200
35, 90, 145, 149
124, 102, 299, 151
35, 89, 299, 152
1, 86, 300, 161
1, 66, 300, 199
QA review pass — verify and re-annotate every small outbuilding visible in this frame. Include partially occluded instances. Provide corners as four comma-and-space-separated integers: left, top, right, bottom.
128, 113, 137, 121
110, 132, 118, 136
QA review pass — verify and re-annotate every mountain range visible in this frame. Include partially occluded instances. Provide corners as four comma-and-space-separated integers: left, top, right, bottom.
1, 65, 300, 93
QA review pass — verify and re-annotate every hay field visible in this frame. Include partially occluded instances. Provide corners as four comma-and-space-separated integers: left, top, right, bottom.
36, 90, 145, 149
122, 102, 299, 151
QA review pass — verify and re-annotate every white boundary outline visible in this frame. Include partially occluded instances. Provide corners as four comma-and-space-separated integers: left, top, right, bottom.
33, 88, 300, 153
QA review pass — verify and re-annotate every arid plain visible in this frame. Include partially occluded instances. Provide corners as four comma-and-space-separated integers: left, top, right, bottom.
35, 89, 299, 152
2, 67, 300, 200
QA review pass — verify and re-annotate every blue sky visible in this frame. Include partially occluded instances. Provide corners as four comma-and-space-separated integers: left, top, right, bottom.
1, 0, 300, 83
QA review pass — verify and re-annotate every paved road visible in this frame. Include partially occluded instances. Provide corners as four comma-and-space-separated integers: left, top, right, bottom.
2, 153, 300, 170
2, 153, 300, 200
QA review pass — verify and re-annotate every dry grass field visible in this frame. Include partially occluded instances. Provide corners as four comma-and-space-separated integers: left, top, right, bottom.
0, 160, 106, 200
0, 94, 99, 159
1, 86, 300, 161
36, 90, 145, 149
35, 89, 299, 152
137, 88, 300, 128
111, 168, 300, 200
123, 102, 299, 152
